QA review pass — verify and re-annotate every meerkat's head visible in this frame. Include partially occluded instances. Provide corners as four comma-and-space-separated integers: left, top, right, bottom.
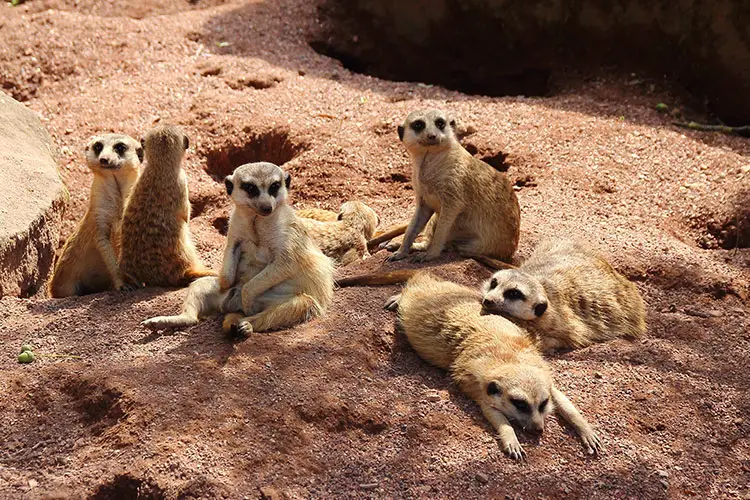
480, 362, 554, 434
398, 108, 457, 153
85, 134, 143, 173
224, 162, 291, 217
337, 201, 379, 239
481, 270, 549, 321
141, 125, 189, 168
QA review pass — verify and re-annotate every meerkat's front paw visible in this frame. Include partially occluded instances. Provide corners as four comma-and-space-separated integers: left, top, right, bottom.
141, 317, 165, 331
500, 436, 527, 461
410, 251, 440, 263
236, 320, 254, 337
383, 241, 401, 252
384, 293, 402, 311
580, 429, 604, 456
386, 250, 409, 262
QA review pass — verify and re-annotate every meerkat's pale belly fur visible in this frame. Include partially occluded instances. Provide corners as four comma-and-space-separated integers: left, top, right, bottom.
520, 240, 646, 351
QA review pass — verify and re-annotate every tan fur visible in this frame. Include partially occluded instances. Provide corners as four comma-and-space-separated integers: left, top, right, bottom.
482, 239, 647, 352
296, 207, 338, 222
298, 201, 379, 266
119, 125, 214, 287
143, 162, 334, 334
49, 134, 142, 297
390, 272, 602, 459
387, 109, 521, 263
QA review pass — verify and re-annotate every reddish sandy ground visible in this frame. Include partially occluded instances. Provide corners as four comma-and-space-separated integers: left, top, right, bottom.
1, 0, 749, 498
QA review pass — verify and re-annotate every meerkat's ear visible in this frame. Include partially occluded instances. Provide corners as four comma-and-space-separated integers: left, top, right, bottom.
140, 138, 146, 150
183, 135, 190, 150
284, 171, 291, 189
397, 125, 405, 141
136, 146, 144, 163
486, 381, 501, 396
337, 212, 344, 221
224, 176, 234, 196
449, 118, 456, 130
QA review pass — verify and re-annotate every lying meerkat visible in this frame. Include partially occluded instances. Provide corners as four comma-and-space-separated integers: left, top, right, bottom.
119, 125, 215, 287
143, 162, 334, 335
298, 201, 379, 266
386, 272, 603, 460
481, 239, 647, 352
49, 134, 142, 297
296, 207, 338, 222
386, 109, 520, 263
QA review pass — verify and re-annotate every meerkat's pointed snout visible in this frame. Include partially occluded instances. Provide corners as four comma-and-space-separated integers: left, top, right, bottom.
533, 302, 548, 317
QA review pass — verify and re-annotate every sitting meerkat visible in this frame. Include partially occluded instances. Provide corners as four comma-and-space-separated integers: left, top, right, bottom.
386, 109, 520, 263
386, 272, 603, 460
298, 201, 379, 266
49, 134, 142, 297
119, 125, 215, 287
143, 162, 334, 335
481, 239, 647, 352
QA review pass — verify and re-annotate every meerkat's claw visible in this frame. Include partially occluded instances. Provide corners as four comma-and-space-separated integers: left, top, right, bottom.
503, 439, 526, 461
236, 320, 254, 337
386, 250, 409, 262
383, 241, 400, 252
384, 293, 402, 311
581, 432, 604, 455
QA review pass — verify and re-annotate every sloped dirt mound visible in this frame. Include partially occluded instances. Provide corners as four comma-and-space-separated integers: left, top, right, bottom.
90, 474, 165, 500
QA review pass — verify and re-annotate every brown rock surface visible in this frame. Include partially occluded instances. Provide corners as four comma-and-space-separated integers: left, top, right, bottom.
0, 0, 748, 498
0, 91, 67, 298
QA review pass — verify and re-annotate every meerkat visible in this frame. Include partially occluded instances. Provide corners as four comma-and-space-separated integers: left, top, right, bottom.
48, 134, 142, 297
298, 201, 379, 266
385, 109, 520, 263
481, 239, 647, 352
119, 125, 214, 287
296, 207, 339, 222
143, 162, 334, 335
386, 272, 602, 460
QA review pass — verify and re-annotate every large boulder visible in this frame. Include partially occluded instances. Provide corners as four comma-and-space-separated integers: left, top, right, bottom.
0, 91, 67, 298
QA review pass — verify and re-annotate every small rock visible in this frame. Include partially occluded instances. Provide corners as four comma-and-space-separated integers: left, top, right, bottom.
659, 479, 669, 489
594, 372, 603, 379
475, 472, 489, 485
298, 69, 307, 76
28, 479, 38, 489
359, 483, 379, 491
706, 309, 723, 318
424, 390, 441, 402
741, 165, 750, 174
683, 308, 712, 318
259, 486, 281, 500
657, 470, 669, 478
735, 418, 744, 425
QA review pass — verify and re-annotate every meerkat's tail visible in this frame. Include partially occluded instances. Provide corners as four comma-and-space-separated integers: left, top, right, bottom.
336, 269, 419, 287
462, 253, 517, 271
142, 314, 199, 331
180, 266, 218, 285
367, 224, 408, 252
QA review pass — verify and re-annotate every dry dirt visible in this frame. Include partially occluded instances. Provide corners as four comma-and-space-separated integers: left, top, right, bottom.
1, 0, 749, 498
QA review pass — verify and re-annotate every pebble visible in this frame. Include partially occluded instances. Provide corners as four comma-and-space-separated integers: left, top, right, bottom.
28, 479, 38, 489
657, 470, 669, 478
360, 482, 379, 490
475, 472, 489, 485
594, 372, 603, 379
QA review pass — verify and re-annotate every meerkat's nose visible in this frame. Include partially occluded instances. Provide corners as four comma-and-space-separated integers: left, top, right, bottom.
259, 205, 273, 215
100, 157, 110, 166
482, 298, 493, 308
427, 133, 437, 140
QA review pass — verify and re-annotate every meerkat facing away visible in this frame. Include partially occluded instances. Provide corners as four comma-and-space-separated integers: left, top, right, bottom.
387, 272, 602, 460
49, 134, 142, 297
119, 125, 214, 288
298, 201, 379, 266
481, 239, 646, 352
386, 109, 520, 263
296, 207, 338, 222
143, 162, 334, 334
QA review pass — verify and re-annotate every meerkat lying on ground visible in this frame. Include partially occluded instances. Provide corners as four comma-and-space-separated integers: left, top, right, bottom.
119, 125, 214, 287
143, 162, 334, 335
386, 272, 602, 460
296, 207, 338, 222
297, 201, 379, 266
481, 239, 646, 352
385, 109, 520, 263
49, 134, 142, 297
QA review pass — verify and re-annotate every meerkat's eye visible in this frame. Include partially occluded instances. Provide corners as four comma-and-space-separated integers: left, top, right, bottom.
503, 288, 525, 301
410, 119, 425, 132
268, 181, 282, 197
92, 142, 104, 155
539, 398, 549, 412
240, 182, 260, 198
489, 278, 498, 290
435, 118, 446, 130
486, 381, 501, 396
510, 398, 531, 413
113, 143, 127, 156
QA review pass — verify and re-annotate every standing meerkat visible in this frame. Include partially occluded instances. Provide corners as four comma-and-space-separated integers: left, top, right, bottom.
298, 201, 379, 266
49, 134, 142, 297
386, 108, 520, 263
143, 162, 334, 334
119, 125, 214, 287
387, 272, 602, 460
481, 239, 647, 352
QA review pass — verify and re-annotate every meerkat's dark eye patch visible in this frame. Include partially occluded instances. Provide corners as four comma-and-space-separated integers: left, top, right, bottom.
410, 119, 426, 132
435, 118, 446, 130
503, 288, 525, 301
113, 143, 127, 156
183, 136, 189, 150
240, 182, 260, 198
510, 398, 531, 413
268, 181, 281, 197
539, 398, 549, 412
449, 119, 456, 128
489, 278, 498, 290
486, 381, 501, 396
92, 142, 104, 155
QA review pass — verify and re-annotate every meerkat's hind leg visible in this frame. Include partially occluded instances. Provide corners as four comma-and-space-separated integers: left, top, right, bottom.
223, 294, 322, 336
384, 293, 402, 311
143, 276, 224, 331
